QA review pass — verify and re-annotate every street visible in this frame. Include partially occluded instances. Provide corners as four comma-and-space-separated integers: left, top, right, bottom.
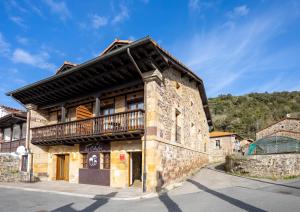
0, 167, 299, 212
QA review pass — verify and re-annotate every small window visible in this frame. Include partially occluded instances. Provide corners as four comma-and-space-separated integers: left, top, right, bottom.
175, 110, 181, 143
3, 128, 11, 142
82, 153, 88, 168
21, 123, 27, 139
176, 82, 180, 89
216, 140, 221, 149
204, 143, 207, 152
21, 155, 28, 172
100, 152, 110, 169
12, 125, 21, 141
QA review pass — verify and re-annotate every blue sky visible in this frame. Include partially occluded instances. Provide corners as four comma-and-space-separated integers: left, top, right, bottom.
0, 0, 300, 108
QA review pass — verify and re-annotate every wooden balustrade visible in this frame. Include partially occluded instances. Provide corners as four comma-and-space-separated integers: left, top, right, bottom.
31, 109, 145, 142
0, 139, 26, 153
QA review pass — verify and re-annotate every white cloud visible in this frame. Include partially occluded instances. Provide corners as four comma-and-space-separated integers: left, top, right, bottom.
12, 48, 56, 71
173, 4, 300, 96
91, 14, 108, 29
5, 0, 28, 13
0, 33, 10, 56
189, 0, 200, 11
228, 5, 249, 18
43, 0, 71, 20
112, 5, 129, 24
10, 16, 27, 28
16, 36, 29, 45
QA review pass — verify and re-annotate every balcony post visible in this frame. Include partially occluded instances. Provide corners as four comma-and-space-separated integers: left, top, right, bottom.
95, 97, 101, 117
61, 104, 66, 123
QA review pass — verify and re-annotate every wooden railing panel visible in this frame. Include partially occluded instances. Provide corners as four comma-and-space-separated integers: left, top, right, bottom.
0, 139, 26, 153
31, 110, 144, 142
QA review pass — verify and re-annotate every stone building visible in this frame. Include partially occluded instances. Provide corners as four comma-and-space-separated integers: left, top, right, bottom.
7, 37, 212, 192
256, 117, 300, 140
209, 131, 242, 163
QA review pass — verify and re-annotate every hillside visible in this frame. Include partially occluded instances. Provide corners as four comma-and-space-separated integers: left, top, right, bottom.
208, 91, 300, 139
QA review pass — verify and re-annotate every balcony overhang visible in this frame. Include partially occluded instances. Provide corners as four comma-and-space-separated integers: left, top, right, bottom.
0, 113, 27, 128
7, 36, 213, 126
32, 130, 144, 146
31, 110, 145, 146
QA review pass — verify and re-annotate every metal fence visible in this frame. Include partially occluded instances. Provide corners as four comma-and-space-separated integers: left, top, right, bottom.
249, 136, 300, 155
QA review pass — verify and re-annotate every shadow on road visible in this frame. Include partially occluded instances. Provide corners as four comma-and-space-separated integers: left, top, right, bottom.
51, 192, 117, 212
207, 167, 300, 190
187, 179, 267, 212
158, 193, 182, 212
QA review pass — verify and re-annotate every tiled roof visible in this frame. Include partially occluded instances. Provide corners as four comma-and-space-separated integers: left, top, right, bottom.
209, 131, 237, 138
99, 39, 132, 56
0, 105, 24, 113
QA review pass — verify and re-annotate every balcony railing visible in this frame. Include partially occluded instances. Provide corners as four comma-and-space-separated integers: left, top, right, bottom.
31, 109, 145, 143
0, 139, 26, 153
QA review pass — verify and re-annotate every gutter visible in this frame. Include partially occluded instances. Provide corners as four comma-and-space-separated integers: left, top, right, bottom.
127, 48, 147, 193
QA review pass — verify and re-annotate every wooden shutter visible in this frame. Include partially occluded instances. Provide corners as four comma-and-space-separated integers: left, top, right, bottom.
76, 105, 93, 120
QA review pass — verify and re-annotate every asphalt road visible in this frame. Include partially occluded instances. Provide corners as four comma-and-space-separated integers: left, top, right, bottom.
0, 169, 299, 212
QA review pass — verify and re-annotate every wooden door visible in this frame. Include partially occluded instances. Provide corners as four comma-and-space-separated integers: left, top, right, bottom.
56, 155, 69, 181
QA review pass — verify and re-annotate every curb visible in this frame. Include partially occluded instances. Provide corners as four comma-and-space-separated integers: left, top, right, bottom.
0, 185, 158, 201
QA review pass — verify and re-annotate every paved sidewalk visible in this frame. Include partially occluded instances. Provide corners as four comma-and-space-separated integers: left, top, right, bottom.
1, 164, 298, 201
0, 181, 156, 200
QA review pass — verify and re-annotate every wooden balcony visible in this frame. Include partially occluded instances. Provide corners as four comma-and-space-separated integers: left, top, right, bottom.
31, 109, 145, 145
0, 139, 26, 153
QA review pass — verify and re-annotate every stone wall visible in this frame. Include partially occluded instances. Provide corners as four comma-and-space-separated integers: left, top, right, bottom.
0, 154, 20, 182
144, 67, 210, 191
256, 118, 300, 140
146, 139, 208, 191
225, 153, 300, 178
110, 140, 142, 188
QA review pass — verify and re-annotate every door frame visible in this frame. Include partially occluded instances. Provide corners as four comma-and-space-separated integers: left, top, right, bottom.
128, 151, 142, 186
56, 154, 70, 181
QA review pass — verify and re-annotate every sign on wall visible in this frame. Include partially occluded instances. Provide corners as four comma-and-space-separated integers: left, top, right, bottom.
88, 152, 99, 169
80, 142, 110, 153
120, 153, 125, 161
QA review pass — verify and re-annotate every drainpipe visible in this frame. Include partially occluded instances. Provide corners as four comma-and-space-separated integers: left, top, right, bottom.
127, 48, 147, 192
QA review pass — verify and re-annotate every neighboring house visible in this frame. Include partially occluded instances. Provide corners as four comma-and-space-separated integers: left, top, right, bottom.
209, 131, 242, 163
7, 37, 212, 192
0, 112, 27, 153
256, 117, 300, 140
0, 105, 23, 118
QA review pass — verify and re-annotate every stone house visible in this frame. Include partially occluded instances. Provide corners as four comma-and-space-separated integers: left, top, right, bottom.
209, 131, 242, 163
0, 110, 28, 175
256, 117, 300, 140
7, 37, 212, 192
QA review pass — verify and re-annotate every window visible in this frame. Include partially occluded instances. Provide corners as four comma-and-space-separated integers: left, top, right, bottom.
21, 155, 28, 172
100, 152, 110, 169
21, 123, 27, 139
12, 125, 21, 141
176, 82, 180, 89
127, 99, 144, 128
3, 128, 11, 142
82, 153, 88, 168
204, 143, 207, 152
175, 110, 181, 143
216, 140, 221, 149
101, 106, 115, 130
